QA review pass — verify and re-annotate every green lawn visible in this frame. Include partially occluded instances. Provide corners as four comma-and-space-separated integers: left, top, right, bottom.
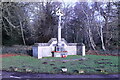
1, 55, 119, 74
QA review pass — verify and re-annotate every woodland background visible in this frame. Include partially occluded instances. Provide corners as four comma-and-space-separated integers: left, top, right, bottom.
1, 2, 120, 52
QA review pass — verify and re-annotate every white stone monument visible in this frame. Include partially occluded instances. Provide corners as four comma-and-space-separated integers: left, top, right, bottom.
32, 9, 86, 59
56, 9, 63, 47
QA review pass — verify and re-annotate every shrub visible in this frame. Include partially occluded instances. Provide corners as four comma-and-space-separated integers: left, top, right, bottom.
2, 45, 32, 56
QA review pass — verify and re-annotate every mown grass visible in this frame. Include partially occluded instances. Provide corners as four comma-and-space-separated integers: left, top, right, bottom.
1, 55, 119, 74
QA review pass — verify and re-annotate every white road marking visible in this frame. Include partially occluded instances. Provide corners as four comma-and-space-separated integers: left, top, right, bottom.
10, 76, 21, 79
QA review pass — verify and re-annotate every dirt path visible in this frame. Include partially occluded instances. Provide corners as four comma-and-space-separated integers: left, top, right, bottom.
0, 54, 19, 58
0, 54, 30, 58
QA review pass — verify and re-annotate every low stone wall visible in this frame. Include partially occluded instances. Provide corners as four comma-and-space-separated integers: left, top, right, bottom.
39, 46, 52, 57
65, 46, 77, 55
32, 46, 38, 58
32, 38, 85, 59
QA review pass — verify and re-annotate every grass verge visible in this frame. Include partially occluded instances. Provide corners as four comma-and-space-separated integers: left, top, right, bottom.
1, 55, 119, 74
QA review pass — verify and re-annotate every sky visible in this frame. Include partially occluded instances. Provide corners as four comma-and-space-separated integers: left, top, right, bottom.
2, 0, 118, 2
61, 0, 78, 3
57, 0, 78, 5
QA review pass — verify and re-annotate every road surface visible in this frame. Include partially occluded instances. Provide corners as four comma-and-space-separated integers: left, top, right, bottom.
1, 70, 120, 80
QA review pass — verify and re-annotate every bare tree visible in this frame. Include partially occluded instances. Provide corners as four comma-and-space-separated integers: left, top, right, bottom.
80, 3, 97, 50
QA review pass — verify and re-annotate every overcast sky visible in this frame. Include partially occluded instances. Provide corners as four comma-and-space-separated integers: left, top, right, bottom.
61, 0, 78, 3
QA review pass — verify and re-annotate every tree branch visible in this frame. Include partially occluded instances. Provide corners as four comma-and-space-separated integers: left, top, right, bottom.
3, 16, 16, 28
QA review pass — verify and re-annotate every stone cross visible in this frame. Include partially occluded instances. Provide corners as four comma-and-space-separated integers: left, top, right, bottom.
56, 9, 64, 46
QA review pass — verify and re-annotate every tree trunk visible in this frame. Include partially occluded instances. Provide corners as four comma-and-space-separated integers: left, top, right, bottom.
88, 26, 96, 50
82, 8, 96, 50
100, 25, 106, 50
20, 21, 26, 45
96, 24, 106, 50
104, 18, 108, 47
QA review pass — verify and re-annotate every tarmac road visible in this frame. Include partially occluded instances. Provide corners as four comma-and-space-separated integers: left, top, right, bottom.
1, 70, 120, 80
